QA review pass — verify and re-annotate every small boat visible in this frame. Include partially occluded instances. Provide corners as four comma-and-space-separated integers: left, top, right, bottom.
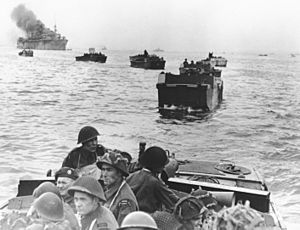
156, 54, 224, 111
153, 48, 164, 52
202, 52, 227, 67
18, 49, 33, 57
75, 48, 107, 63
0, 147, 286, 229
258, 54, 268, 57
129, 50, 166, 70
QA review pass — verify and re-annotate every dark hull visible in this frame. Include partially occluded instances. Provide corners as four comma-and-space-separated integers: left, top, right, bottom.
18, 52, 33, 57
75, 55, 107, 63
157, 72, 223, 111
130, 60, 165, 69
17, 39, 68, 50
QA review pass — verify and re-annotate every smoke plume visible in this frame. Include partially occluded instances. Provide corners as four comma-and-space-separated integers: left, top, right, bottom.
11, 4, 46, 38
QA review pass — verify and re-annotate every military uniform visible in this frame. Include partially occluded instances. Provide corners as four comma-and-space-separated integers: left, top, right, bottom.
80, 205, 118, 230
62, 145, 106, 169
126, 169, 179, 213
104, 180, 138, 225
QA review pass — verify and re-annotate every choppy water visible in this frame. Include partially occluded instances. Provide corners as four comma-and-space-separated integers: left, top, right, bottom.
0, 47, 299, 228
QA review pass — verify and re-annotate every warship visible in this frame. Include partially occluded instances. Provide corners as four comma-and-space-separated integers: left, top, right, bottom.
17, 24, 68, 50
11, 4, 68, 50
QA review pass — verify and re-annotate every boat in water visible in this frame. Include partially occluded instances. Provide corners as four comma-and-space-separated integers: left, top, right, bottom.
75, 48, 107, 63
17, 24, 68, 50
153, 48, 164, 52
18, 49, 33, 57
0, 144, 286, 229
156, 54, 224, 112
202, 52, 227, 67
129, 50, 166, 69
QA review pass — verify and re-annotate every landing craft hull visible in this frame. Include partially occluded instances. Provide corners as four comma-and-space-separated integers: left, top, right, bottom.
157, 72, 223, 111
17, 39, 68, 50
75, 55, 107, 63
130, 60, 165, 69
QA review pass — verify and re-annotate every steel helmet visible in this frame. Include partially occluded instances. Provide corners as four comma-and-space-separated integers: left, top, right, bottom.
68, 176, 106, 202
174, 196, 204, 222
118, 211, 158, 230
97, 151, 129, 177
33, 192, 64, 222
77, 126, 100, 144
139, 146, 169, 170
33, 182, 61, 199
25, 223, 44, 230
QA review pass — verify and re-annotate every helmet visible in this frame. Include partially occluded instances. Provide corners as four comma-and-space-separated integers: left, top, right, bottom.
97, 151, 129, 177
55, 167, 79, 181
139, 146, 169, 170
68, 176, 106, 202
118, 211, 158, 230
33, 192, 64, 222
26, 223, 44, 230
174, 196, 204, 222
33, 182, 61, 199
77, 126, 100, 144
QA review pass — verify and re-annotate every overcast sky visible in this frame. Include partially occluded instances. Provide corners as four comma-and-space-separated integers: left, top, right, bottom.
1, 0, 300, 52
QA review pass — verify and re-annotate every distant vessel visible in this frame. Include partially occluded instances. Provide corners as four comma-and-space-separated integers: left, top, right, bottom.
75, 48, 107, 63
102, 46, 107, 50
153, 48, 164, 52
156, 54, 225, 111
129, 50, 166, 69
17, 24, 68, 50
202, 52, 227, 67
258, 54, 268, 57
18, 49, 33, 57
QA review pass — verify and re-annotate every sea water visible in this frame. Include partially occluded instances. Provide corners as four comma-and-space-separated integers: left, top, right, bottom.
0, 47, 299, 228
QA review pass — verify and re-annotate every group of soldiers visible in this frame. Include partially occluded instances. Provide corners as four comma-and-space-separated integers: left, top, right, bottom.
1, 126, 216, 230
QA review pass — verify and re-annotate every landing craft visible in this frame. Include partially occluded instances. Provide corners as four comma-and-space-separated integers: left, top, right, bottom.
0, 143, 286, 229
157, 53, 224, 112
129, 50, 166, 69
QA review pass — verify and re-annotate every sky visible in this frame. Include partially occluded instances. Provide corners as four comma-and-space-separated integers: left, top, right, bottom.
1, 0, 300, 52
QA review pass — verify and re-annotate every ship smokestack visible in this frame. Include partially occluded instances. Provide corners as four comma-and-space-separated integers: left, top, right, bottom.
11, 4, 46, 38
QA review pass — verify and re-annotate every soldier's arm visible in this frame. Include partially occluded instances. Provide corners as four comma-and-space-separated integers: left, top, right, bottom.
116, 199, 138, 225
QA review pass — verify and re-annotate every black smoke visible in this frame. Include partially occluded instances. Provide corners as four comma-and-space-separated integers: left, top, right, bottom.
11, 4, 47, 38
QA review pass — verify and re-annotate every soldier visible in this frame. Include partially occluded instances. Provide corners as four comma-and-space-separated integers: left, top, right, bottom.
68, 176, 118, 230
27, 192, 72, 230
29, 182, 80, 230
152, 196, 205, 230
126, 146, 179, 213
117, 211, 158, 230
55, 167, 79, 212
62, 126, 105, 179
97, 151, 138, 225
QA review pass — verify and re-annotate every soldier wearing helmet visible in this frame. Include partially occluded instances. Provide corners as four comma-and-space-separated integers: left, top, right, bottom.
126, 146, 179, 213
29, 182, 80, 230
97, 151, 138, 225
55, 167, 79, 212
68, 176, 118, 230
118, 211, 158, 230
28, 192, 72, 230
152, 196, 205, 230
62, 126, 106, 179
